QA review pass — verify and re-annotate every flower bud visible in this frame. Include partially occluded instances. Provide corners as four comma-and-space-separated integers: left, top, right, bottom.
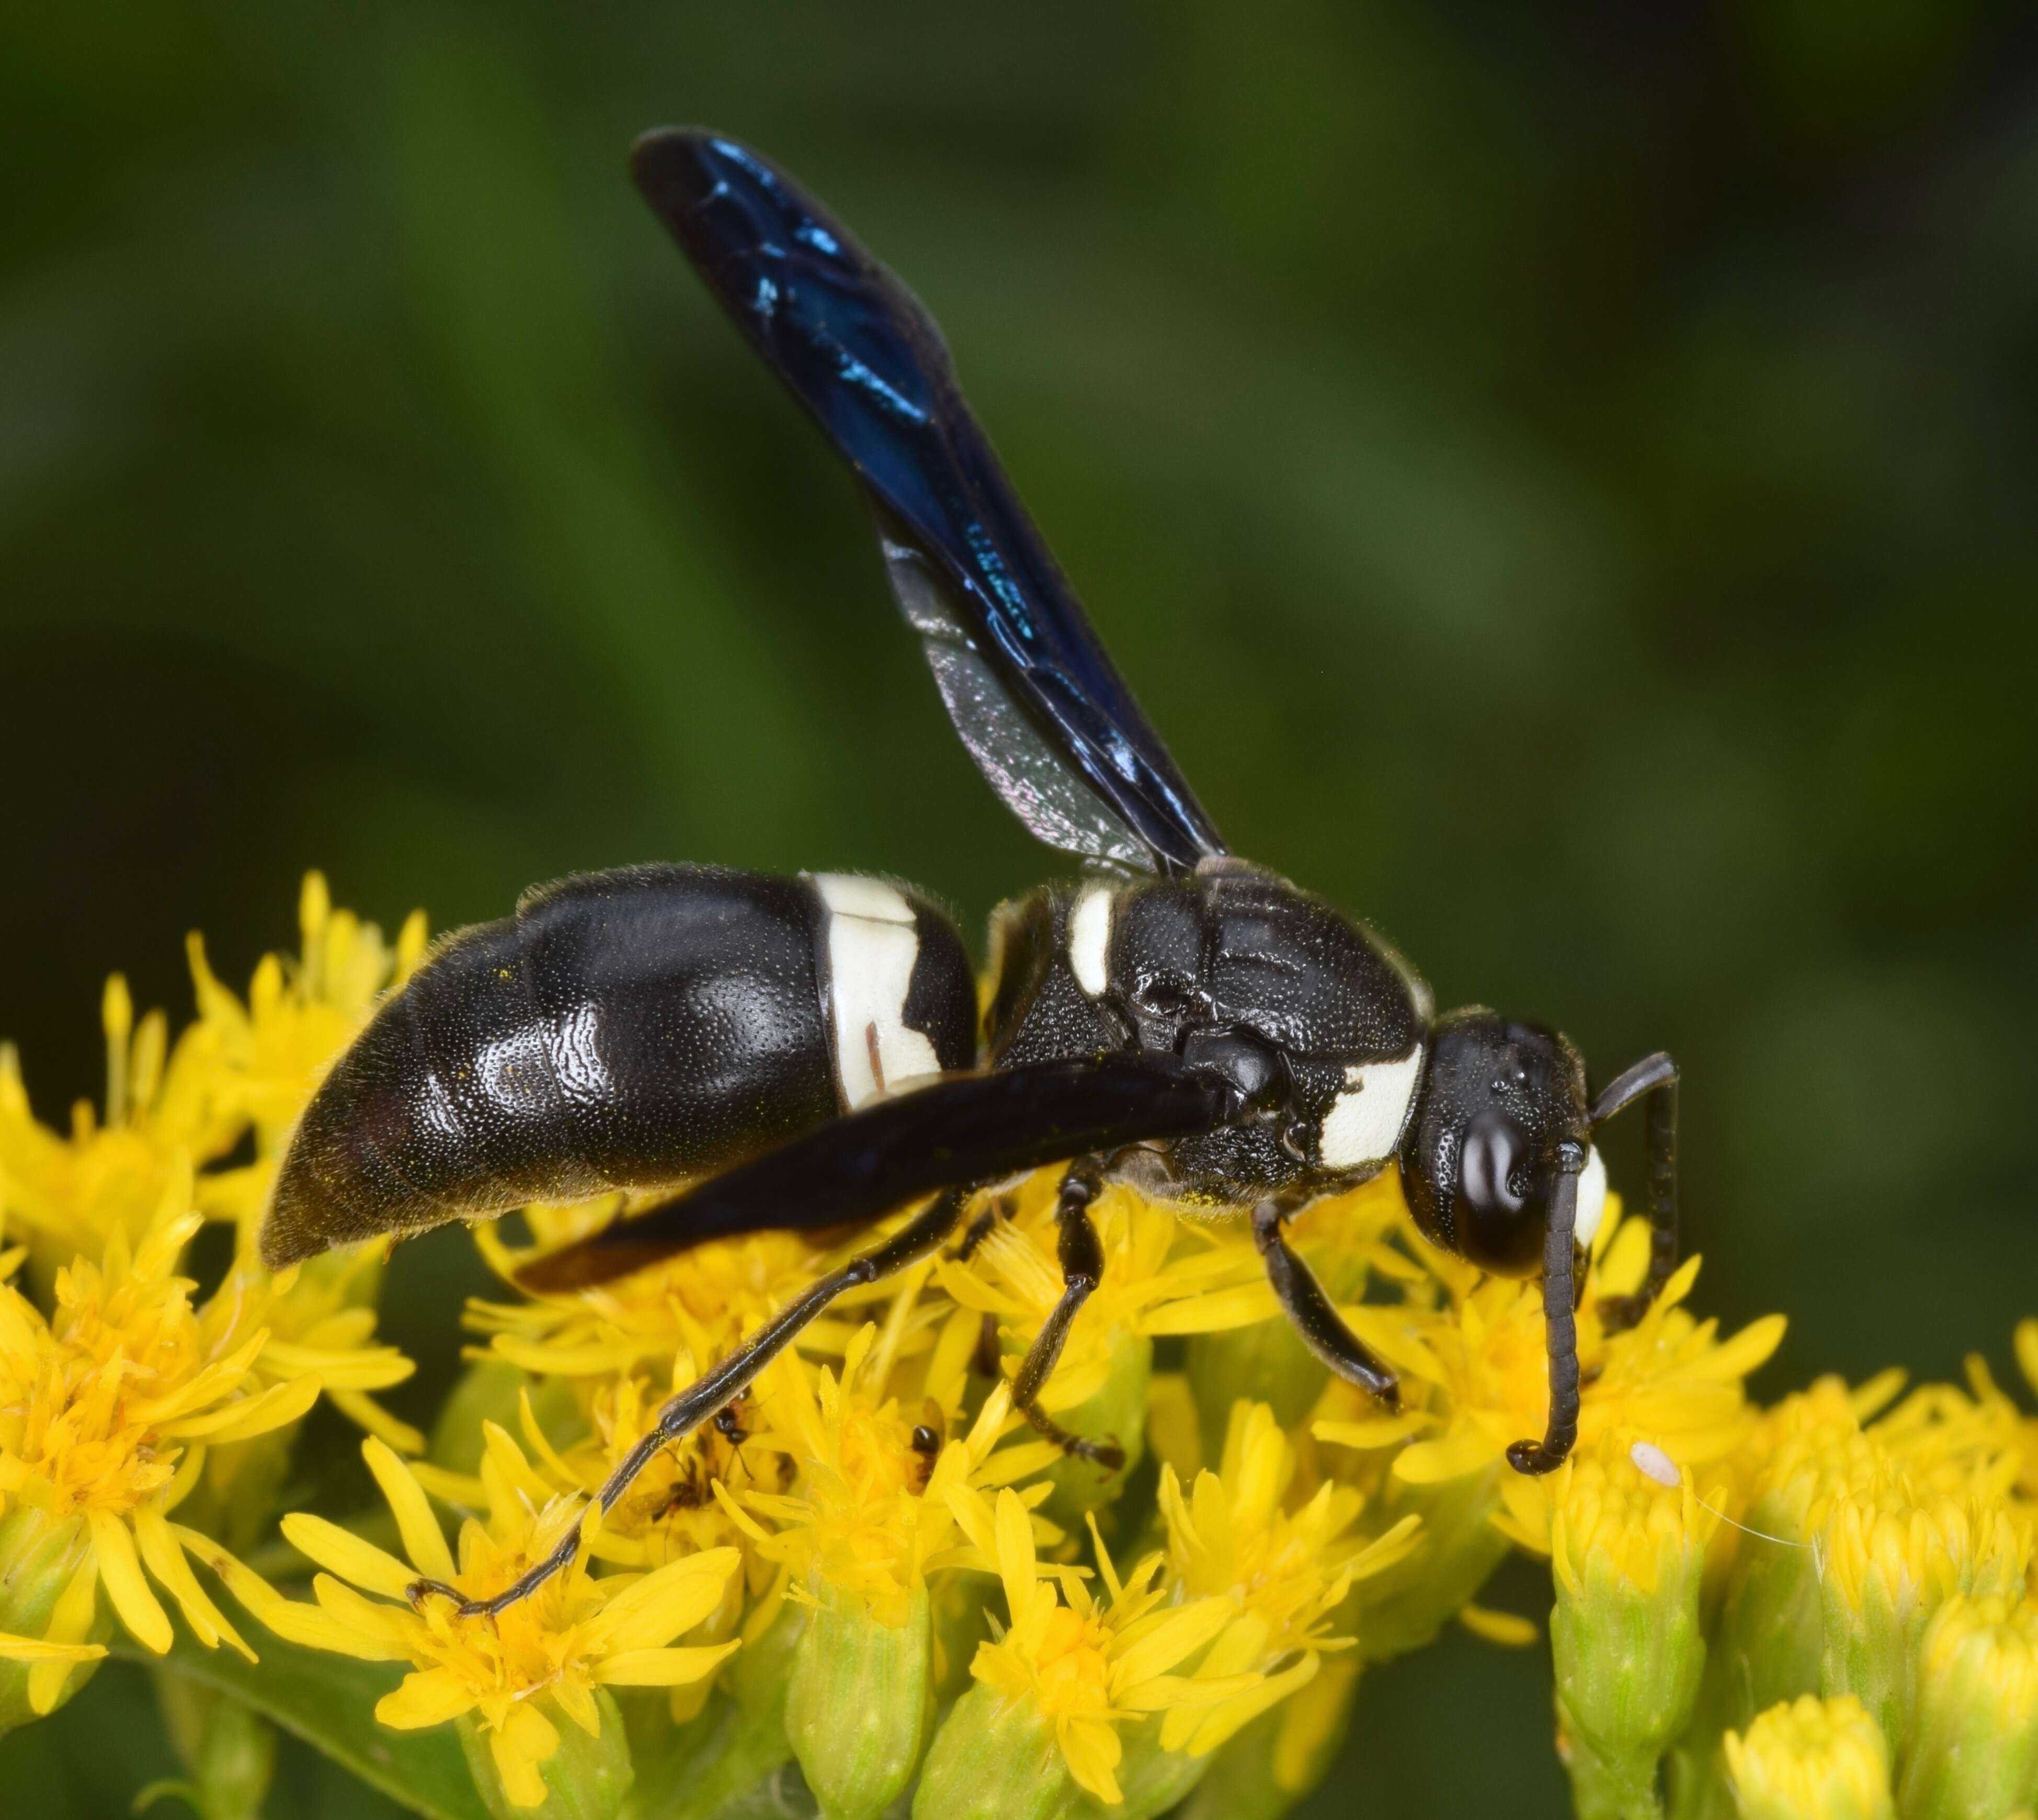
0, 1507, 105, 1728
456, 1687, 632, 1820
152, 1671, 278, 1820
785, 1578, 934, 1820
914, 1681, 1074, 1820
1815, 1489, 2026, 1757
1723, 1695, 1893, 1820
1895, 1594, 2038, 1820
1549, 1445, 1712, 1816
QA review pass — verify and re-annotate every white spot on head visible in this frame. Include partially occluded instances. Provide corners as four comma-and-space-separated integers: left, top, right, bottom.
1317, 1047, 1424, 1171
1573, 1144, 1608, 1250
1068, 883, 1113, 998
1631, 1440, 1680, 1487
810, 874, 941, 1111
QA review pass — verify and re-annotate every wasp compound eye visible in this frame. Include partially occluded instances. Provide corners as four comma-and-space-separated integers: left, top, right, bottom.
1455, 1106, 1549, 1276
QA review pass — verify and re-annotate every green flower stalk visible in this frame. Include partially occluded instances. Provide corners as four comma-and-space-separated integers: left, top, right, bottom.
1723, 1695, 1894, 1820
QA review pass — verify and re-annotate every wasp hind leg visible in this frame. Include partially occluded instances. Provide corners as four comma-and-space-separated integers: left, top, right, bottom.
412, 1184, 971, 1618
1006, 1154, 1126, 1472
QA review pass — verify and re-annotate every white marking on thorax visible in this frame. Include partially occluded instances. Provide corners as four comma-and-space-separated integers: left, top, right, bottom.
1317, 1047, 1424, 1171
1067, 882, 1113, 998
1573, 1143, 1608, 1250
811, 873, 941, 1111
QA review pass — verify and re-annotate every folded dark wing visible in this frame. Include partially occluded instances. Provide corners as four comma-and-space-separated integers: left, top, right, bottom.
632, 127, 1225, 875
515, 1056, 1231, 1291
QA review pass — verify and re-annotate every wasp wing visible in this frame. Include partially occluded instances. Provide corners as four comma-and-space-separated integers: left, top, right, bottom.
515, 1055, 1229, 1292
632, 127, 1225, 876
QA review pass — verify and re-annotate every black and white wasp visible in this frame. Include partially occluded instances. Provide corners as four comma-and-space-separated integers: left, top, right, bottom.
261, 129, 1682, 1616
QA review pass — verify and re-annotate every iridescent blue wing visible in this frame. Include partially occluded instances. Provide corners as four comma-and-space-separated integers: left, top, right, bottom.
632, 127, 1226, 876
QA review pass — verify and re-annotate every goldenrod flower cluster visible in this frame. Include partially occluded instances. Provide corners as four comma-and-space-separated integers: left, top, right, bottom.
5, 875, 2038, 1820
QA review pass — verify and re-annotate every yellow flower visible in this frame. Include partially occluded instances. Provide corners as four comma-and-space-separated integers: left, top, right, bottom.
206, 1244, 422, 1455
185, 871, 426, 1224
0, 874, 423, 1266
1157, 1400, 1420, 1760
0, 976, 220, 1269
934, 1176, 1273, 1420
507, 1365, 775, 1579
1326, 1208, 1784, 1545
943, 1485, 1245, 1805
721, 1325, 1060, 1628
1722, 1693, 1893, 1820
0, 1194, 321, 1710
191, 1431, 742, 1810
469, 1225, 832, 1383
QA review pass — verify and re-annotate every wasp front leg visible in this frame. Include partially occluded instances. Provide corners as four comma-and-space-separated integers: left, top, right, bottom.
1252, 1192, 1401, 1411
1006, 1154, 1126, 1471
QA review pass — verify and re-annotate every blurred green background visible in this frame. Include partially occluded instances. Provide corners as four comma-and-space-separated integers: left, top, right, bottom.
5, 0, 2037, 1812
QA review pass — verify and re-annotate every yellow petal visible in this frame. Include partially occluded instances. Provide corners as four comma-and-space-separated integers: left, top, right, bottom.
1459, 1604, 1538, 1647
488, 1719, 551, 1810
1059, 1718, 1123, 1805
327, 1388, 427, 1456
1119, 1670, 1260, 1712
994, 1489, 1038, 1627
406, 1461, 487, 1509
363, 1437, 455, 1581
1392, 1428, 1496, 1485
0, 1632, 106, 1665
133, 1506, 253, 1659
174, 1528, 412, 1662
88, 1510, 172, 1654
280, 1513, 417, 1599
161, 1373, 322, 1443
593, 1642, 743, 1686
1694, 1313, 1787, 1382
1312, 1411, 1432, 1451
1177, 1653, 1318, 1757
552, 1674, 601, 1738
29, 1555, 100, 1716
312, 1573, 416, 1651
1140, 1283, 1282, 1335
582, 1549, 741, 1654
1111, 1596, 1232, 1692
376, 1666, 476, 1729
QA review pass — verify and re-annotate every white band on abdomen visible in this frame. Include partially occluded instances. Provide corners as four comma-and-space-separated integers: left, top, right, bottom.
812, 873, 942, 1111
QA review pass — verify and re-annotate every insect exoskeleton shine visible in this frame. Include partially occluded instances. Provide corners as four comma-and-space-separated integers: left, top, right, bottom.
260, 127, 1683, 1619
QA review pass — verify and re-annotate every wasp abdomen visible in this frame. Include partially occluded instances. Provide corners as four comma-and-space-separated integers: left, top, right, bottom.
261, 864, 973, 1267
